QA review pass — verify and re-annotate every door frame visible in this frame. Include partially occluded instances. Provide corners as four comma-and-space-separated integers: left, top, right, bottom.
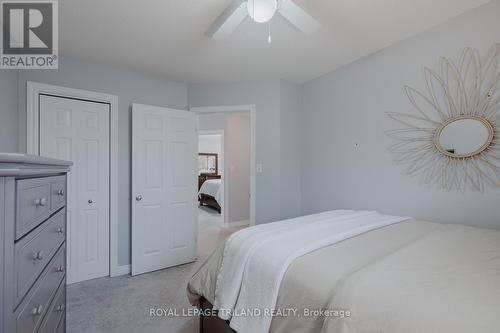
190, 105, 256, 226
26, 81, 124, 277
198, 129, 227, 224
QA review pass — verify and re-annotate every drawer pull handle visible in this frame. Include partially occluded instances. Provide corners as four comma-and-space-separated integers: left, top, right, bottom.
56, 227, 65, 234
57, 189, 64, 196
32, 251, 44, 260
56, 266, 65, 272
34, 198, 47, 207
31, 305, 43, 316
56, 304, 66, 312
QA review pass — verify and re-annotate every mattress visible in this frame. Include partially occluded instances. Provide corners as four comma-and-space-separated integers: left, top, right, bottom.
187, 218, 500, 333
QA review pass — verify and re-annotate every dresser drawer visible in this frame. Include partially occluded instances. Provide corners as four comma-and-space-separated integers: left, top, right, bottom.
16, 178, 52, 239
50, 176, 66, 212
14, 209, 66, 306
15, 245, 66, 333
16, 176, 67, 239
37, 279, 65, 333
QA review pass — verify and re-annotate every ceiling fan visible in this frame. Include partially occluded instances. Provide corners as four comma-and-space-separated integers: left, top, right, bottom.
206, 0, 320, 40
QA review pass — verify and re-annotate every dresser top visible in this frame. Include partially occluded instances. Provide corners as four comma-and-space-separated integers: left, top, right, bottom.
0, 153, 72, 176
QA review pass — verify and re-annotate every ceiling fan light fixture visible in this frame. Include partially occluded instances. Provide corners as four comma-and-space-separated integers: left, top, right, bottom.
247, 0, 278, 23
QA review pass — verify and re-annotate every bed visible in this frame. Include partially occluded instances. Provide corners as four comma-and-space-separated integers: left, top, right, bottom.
199, 178, 222, 213
187, 210, 500, 333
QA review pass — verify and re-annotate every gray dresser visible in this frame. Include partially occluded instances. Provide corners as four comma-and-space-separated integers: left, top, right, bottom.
0, 154, 72, 333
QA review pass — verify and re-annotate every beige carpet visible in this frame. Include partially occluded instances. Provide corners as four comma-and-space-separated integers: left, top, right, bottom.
67, 207, 244, 333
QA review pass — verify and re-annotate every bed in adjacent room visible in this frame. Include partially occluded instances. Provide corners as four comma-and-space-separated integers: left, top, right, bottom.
187, 210, 500, 333
199, 178, 222, 213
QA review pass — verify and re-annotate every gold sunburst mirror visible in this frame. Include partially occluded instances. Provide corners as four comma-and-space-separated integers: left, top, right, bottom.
386, 44, 500, 192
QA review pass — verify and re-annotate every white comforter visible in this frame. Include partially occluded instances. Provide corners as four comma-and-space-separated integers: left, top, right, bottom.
213, 210, 410, 333
199, 179, 222, 206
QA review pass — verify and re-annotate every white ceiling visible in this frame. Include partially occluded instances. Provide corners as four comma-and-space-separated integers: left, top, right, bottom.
60, 0, 490, 83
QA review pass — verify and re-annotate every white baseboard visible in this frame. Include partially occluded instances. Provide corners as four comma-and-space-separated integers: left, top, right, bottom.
110, 264, 130, 277
223, 219, 249, 228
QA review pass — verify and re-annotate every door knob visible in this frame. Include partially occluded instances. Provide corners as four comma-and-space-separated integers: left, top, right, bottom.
34, 198, 47, 207
136, 194, 143, 201
31, 305, 43, 316
32, 251, 44, 260
88, 199, 93, 204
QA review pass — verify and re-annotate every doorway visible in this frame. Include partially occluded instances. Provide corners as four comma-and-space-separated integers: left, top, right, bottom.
198, 130, 224, 219
191, 105, 256, 226
195, 111, 252, 257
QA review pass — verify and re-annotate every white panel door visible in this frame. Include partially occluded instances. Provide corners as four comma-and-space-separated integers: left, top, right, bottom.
132, 103, 197, 276
40, 95, 110, 284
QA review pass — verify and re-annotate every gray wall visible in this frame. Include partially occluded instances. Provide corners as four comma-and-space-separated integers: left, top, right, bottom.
300, 0, 500, 229
280, 81, 302, 219
0, 70, 19, 152
17, 57, 188, 266
197, 113, 226, 131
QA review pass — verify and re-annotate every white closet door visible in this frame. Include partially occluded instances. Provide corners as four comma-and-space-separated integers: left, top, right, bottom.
40, 95, 110, 284
131, 103, 197, 276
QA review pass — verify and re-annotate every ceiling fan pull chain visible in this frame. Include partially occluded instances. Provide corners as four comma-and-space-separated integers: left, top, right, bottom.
253, 0, 256, 23
268, 21, 272, 44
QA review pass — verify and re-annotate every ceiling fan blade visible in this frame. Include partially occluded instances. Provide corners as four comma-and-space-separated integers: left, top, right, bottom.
206, 0, 249, 39
278, 0, 319, 34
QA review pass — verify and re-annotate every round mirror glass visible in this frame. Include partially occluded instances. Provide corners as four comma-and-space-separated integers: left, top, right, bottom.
436, 117, 493, 158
